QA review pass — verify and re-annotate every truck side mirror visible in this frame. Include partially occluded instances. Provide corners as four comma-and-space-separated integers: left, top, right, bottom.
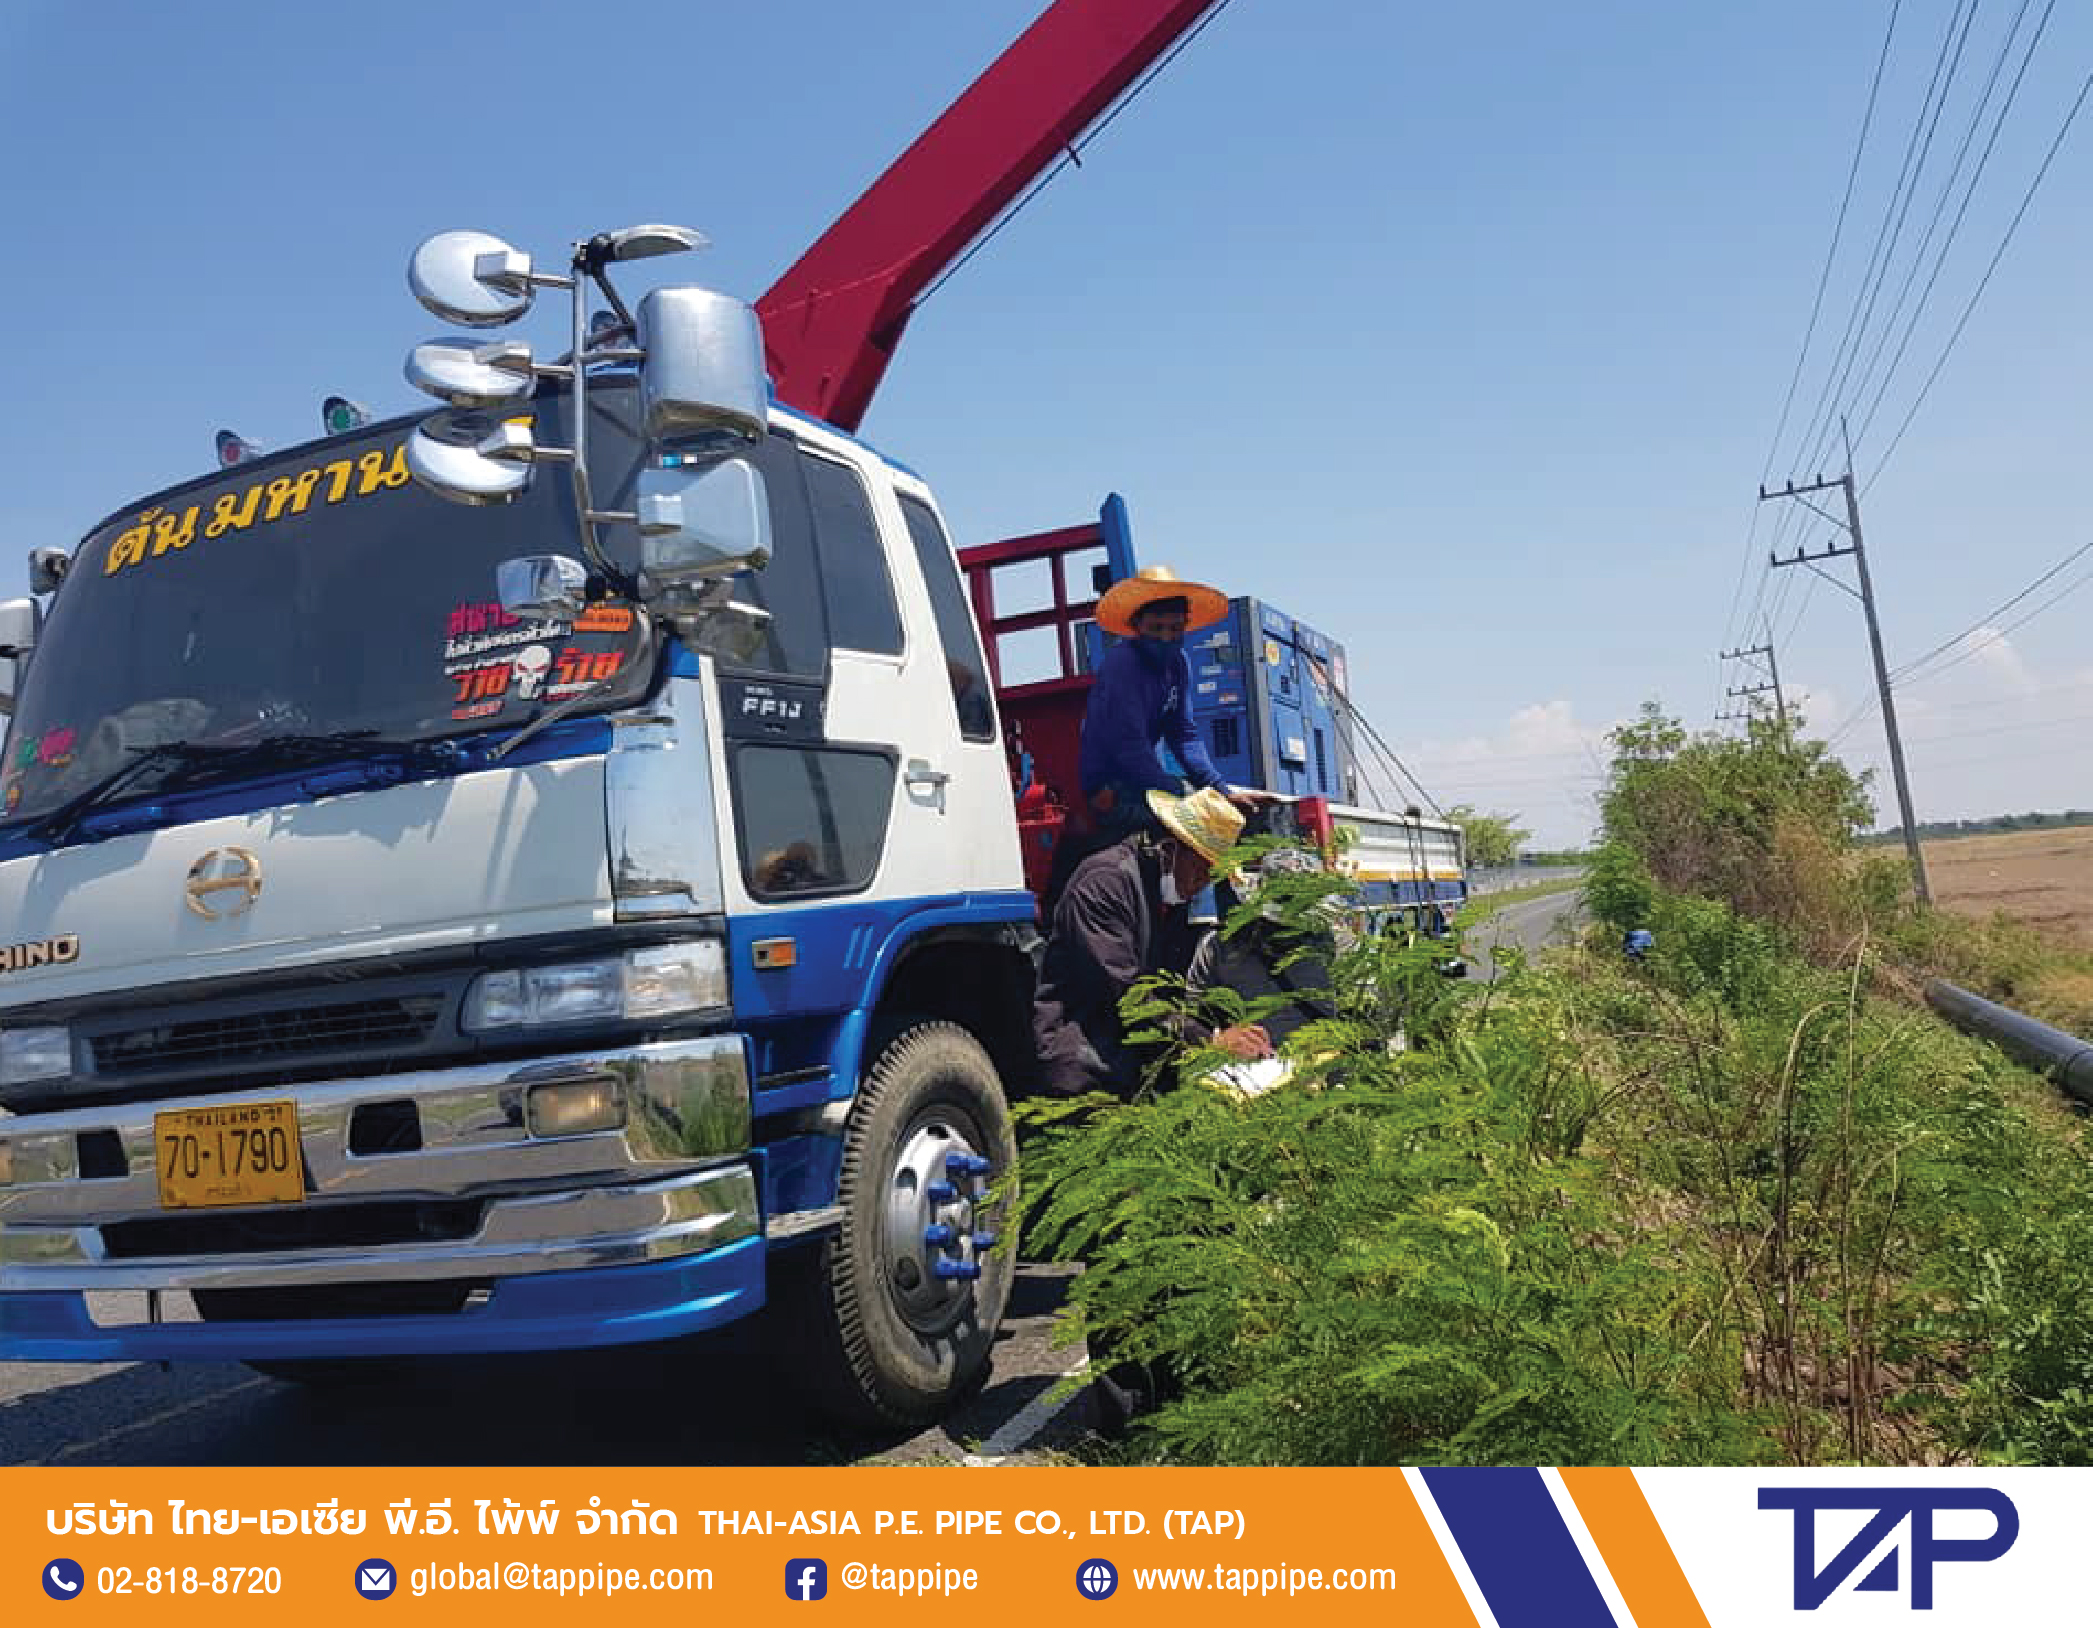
0, 597, 42, 717
638, 287, 766, 448
27, 550, 69, 595
680, 597, 772, 665
637, 458, 771, 588
496, 555, 588, 623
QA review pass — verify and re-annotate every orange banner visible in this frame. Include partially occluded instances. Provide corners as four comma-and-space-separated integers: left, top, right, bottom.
6, 1467, 1475, 1625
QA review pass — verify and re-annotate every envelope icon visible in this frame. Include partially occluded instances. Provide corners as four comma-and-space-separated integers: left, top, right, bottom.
361, 1565, 392, 1593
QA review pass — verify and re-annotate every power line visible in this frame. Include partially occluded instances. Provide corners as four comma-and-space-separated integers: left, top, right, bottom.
1724, 4, 1908, 652
1828, 550, 2093, 748
1784, 0, 1981, 484
1845, 0, 2044, 452
1865, 65, 2093, 483
1892, 533, 2093, 681
1827, 695, 1883, 749
1906, 707, 2093, 746
1894, 671, 2093, 716
1792, 0, 1985, 483
1899, 558, 2093, 686
1726, 0, 1907, 651
1852, 0, 2057, 452
1775, 568, 1823, 649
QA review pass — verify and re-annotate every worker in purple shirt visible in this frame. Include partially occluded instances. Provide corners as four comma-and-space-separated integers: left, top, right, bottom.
1078, 566, 1276, 838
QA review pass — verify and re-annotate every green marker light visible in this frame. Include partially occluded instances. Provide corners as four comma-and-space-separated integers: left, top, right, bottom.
322, 396, 372, 436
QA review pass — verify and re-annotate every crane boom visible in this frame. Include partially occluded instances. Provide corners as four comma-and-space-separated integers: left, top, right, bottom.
755, 0, 1221, 431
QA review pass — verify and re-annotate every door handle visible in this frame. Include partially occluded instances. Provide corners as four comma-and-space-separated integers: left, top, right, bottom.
905, 759, 951, 790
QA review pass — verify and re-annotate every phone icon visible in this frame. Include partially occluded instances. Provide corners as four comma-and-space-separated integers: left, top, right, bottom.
43, 1558, 86, 1600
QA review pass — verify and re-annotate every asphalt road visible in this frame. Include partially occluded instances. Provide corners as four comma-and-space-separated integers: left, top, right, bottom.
0, 1265, 1095, 1468
1468, 885, 1587, 980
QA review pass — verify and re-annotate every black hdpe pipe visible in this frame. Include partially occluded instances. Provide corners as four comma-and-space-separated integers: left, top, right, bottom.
1925, 979, 2093, 1107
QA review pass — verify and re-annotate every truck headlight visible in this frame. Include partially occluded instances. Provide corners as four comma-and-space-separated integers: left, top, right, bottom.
0, 1026, 73, 1085
463, 942, 727, 1033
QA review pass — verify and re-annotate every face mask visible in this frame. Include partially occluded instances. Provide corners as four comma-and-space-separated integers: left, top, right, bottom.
1159, 870, 1185, 907
1134, 634, 1179, 668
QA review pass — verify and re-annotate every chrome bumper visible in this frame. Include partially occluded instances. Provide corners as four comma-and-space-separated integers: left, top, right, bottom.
0, 1035, 755, 1292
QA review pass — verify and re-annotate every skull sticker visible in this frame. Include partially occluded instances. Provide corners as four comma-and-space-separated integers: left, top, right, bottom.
510, 643, 554, 700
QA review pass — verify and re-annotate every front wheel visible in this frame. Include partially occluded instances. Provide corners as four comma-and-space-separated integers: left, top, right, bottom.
777, 1021, 1018, 1429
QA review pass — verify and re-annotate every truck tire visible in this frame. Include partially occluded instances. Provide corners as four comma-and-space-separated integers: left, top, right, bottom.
779, 1019, 1017, 1430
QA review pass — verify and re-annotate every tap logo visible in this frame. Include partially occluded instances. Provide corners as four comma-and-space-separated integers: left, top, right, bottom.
1759, 1487, 2018, 1610
785, 1559, 827, 1602
185, 846, 263, 919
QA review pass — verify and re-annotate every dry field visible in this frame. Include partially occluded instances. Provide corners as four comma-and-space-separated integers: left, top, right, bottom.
1922, 825, 2093, 949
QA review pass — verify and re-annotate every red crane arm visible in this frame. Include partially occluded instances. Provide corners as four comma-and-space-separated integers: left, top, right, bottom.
754, 0, 1221, 432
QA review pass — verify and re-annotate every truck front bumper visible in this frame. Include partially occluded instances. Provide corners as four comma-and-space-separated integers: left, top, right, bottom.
0, 1035, 769, 1360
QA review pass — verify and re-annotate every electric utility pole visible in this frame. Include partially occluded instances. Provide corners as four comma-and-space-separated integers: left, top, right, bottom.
1758, 421, 1929, 903
1719, 641, 1789, 731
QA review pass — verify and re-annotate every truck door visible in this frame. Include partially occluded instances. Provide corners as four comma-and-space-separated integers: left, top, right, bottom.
714, 423, 1018, 928
889, 486, 1019, 896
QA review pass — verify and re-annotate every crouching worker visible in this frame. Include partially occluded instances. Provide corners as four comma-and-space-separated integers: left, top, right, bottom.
1181, 848, 1354, 1099
1032, 786, 1272, 1098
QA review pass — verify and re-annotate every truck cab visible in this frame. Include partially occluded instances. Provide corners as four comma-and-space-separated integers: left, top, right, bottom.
0, 235, 1037, 1428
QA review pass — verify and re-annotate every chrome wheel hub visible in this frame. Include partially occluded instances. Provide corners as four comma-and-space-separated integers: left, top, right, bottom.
882, 1114, 995, 1332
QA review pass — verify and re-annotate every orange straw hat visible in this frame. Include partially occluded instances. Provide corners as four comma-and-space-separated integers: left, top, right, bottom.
1095, 565, 1230, 638
1145, 786, 1246, 866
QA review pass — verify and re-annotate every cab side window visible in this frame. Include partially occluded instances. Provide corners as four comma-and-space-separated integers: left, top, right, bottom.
732, 745, 897, 900
719, 437, 903, 674
898, 495, 996, 742
725, 431, 827, 679
802, 452, 902, 656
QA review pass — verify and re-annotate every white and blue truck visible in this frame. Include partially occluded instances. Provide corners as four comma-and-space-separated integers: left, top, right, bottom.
0, 0, 1464, 1430
0, 224, 1040, 1427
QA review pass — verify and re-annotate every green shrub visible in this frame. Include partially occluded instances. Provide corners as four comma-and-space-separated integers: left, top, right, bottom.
1014, 715, 2093, 1467
1583, 840, 1654, 935
1022, 1031, 1757, 1465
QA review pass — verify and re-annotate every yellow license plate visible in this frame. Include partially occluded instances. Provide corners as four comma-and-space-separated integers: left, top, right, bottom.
153, 1100, 304, 1209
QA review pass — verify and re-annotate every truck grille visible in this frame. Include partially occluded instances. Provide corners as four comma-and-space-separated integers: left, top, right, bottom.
100, 1198, 485, 1258
90, 995, 446, 1078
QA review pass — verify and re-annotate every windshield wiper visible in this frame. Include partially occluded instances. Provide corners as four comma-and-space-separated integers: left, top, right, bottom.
488, 679, 623, 763
231, 730, 465, 774
27, 741, 255, 841
23, 733, 466, 842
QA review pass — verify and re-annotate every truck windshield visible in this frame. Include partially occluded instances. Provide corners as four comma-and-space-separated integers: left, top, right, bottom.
1, 384, 653, 826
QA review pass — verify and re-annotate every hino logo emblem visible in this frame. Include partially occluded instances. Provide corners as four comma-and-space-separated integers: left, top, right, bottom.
186, 847, 264, 919
0, 935, 79, 975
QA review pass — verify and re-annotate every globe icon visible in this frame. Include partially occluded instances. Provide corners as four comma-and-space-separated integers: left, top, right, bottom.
1077, 1558, 1118, 1599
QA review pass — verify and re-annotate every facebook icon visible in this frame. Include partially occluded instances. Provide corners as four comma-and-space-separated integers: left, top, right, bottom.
785, 1559, 828, 1602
